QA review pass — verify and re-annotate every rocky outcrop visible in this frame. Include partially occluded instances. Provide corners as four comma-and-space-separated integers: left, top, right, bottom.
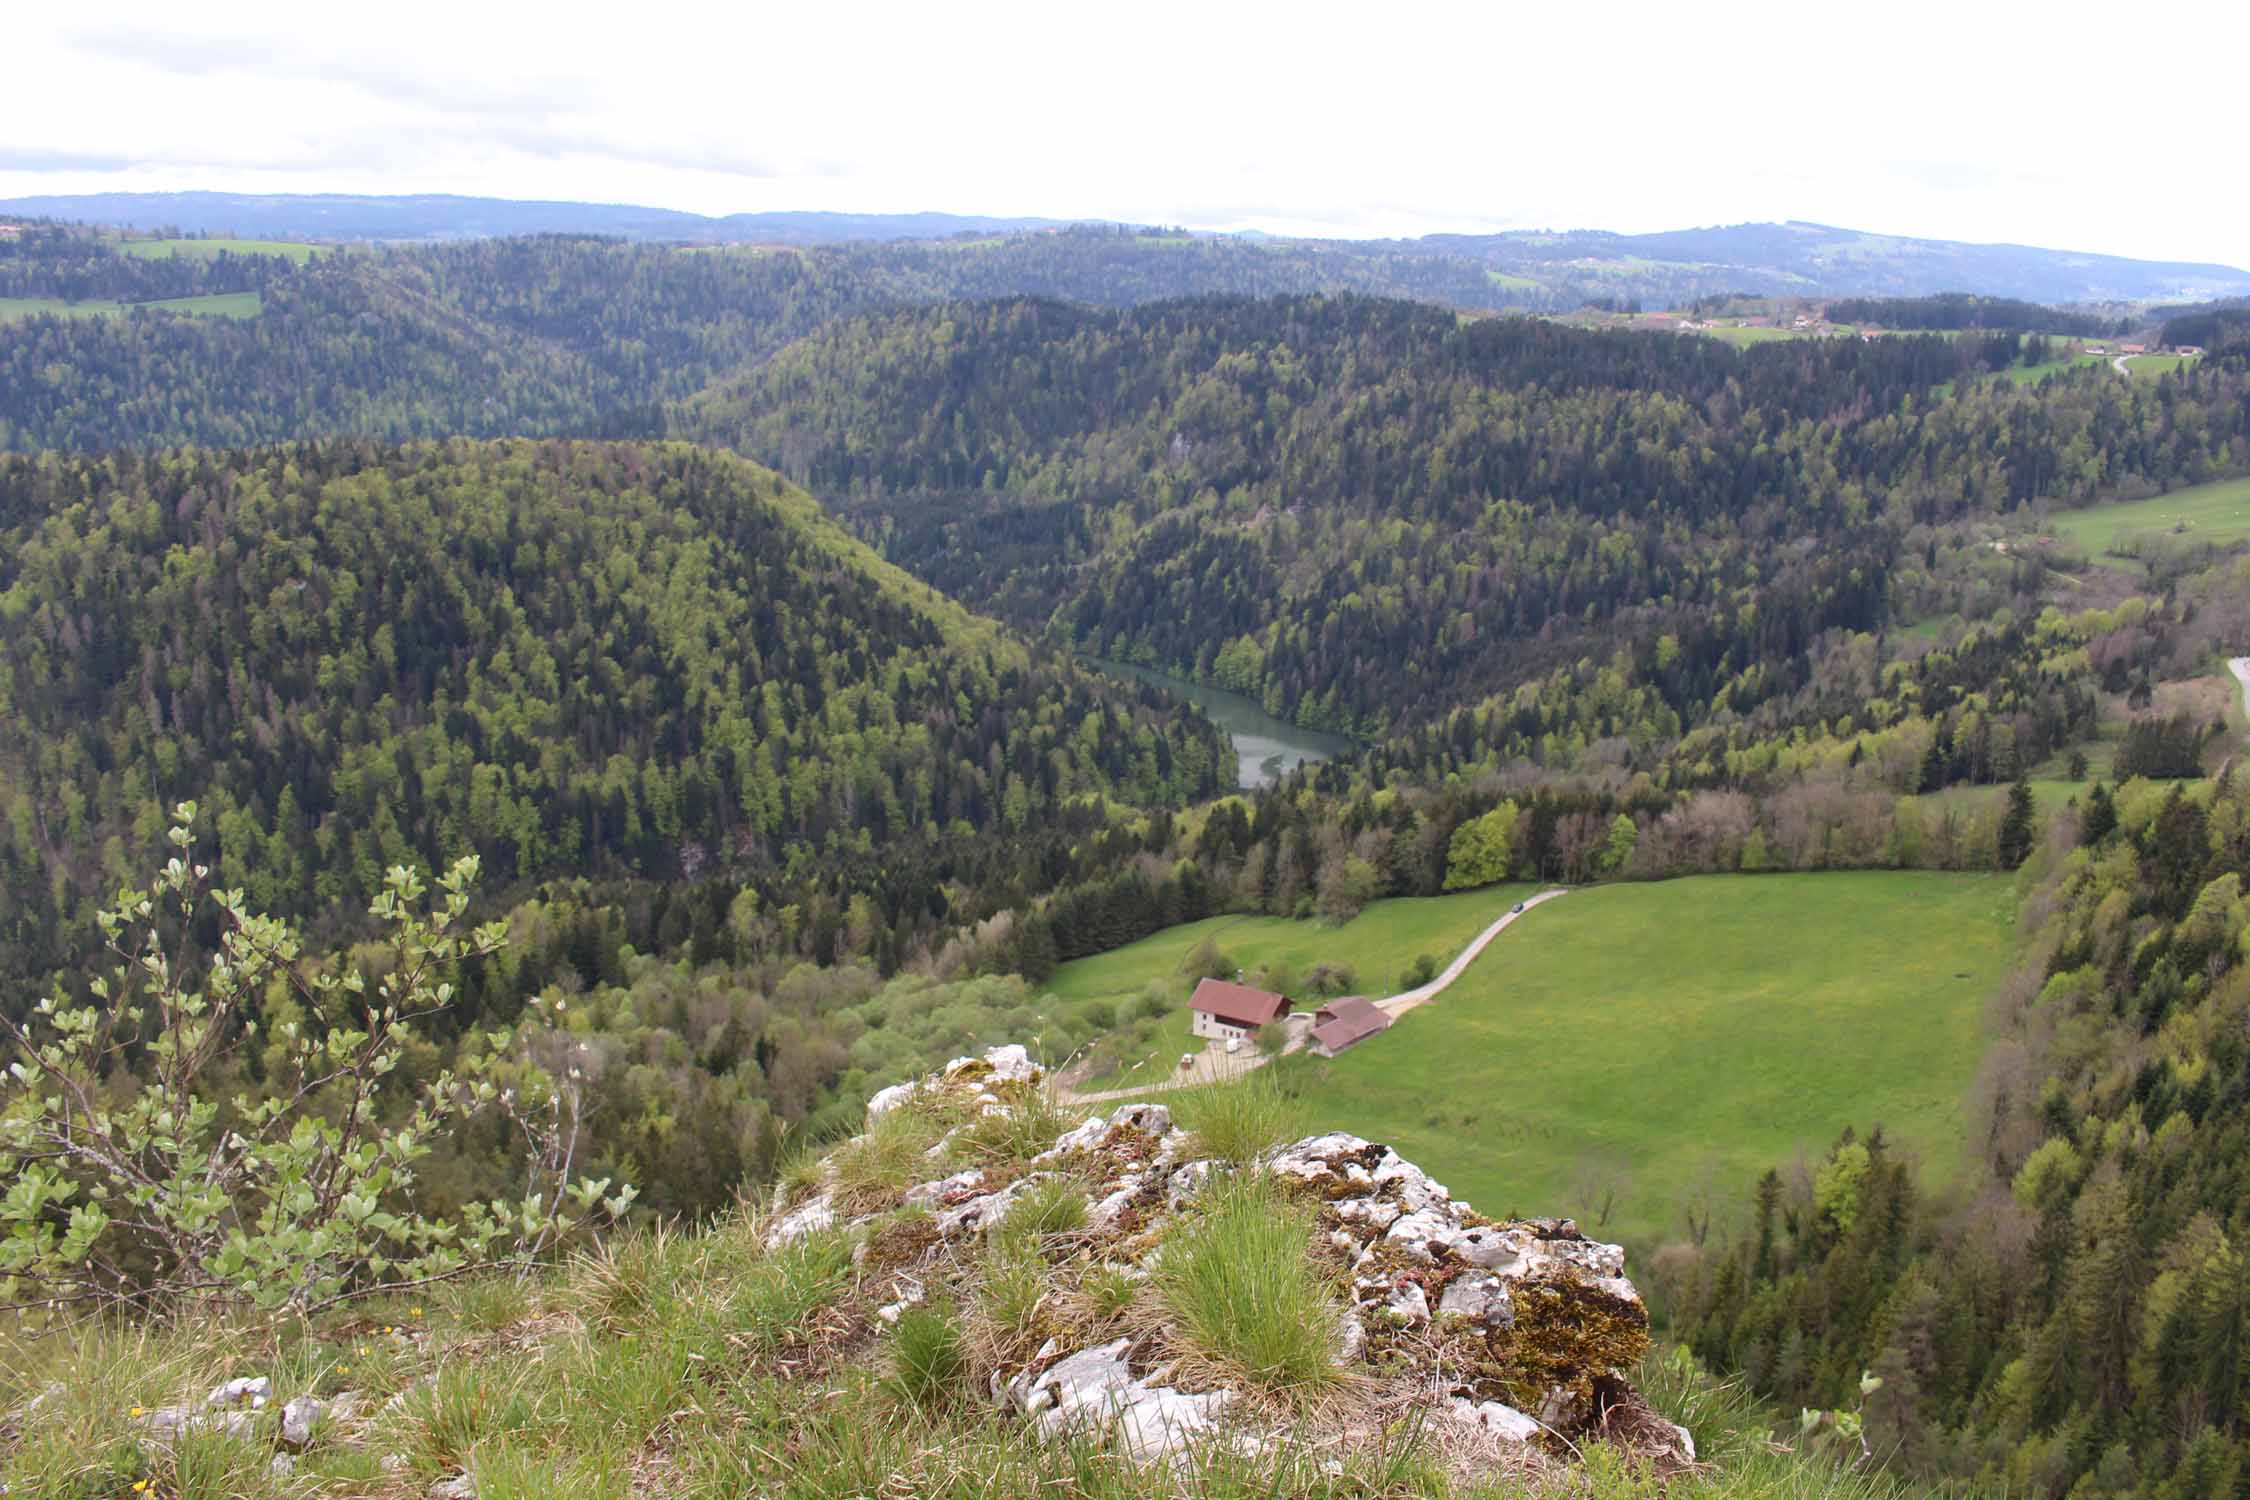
772, 1045, 1680, 1474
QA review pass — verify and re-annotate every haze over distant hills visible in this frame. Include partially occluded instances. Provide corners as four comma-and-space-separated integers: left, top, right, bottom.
5, 190, 2246, 304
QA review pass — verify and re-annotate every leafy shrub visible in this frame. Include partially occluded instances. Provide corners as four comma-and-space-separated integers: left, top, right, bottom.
1177, 937, 1236, 982
1400, 952, 1439, 988
0, 809, 631, 1322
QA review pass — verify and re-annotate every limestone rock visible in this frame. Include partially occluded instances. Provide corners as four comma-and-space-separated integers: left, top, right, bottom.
1447, 1397, 1541, 1443
900, 1167, 985, 1211
865, 1080, 920, 1120
1018, 1337, 1238, 1463
1383, 1282, 1430, 1327
1116, 1384, 1235, 1463
428, 1475, 476, 1500
1437, 1270, 1514, 1328
1035, 1114, 1111, 1161
1166, 1159, 1219, 1209
205, 1375, 271, 1409
280, 1394, 326, 1449
765, 1194, 837, 1248
1089, 1175, 1146, 1233
1108, 1102, 1172, 1136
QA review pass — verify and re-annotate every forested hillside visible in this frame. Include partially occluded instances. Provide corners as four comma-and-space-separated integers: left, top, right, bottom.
692, 295, 2250, 737
0, 440, 1224, 1003
1664, 761, 2250, 1498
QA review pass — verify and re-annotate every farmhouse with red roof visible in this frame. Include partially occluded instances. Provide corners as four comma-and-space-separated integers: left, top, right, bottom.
1187, 977, 1291, 1043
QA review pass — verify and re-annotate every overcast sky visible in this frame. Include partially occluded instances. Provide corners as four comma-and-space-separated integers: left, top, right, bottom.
5, 0, 2245, 266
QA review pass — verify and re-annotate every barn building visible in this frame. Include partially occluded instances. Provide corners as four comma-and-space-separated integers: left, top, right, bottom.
1308, 996, 1393, 1058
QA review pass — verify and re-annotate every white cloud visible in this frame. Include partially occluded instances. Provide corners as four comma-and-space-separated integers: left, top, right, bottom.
0, 0, 2243, 265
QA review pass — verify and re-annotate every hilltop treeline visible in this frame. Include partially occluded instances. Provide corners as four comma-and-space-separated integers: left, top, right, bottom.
693, 295, 2250, 739
0, 440, 1225, 1004
1825, 293, 2125, 337
0, 229, 1585, 453
2160, 302, 2250, 354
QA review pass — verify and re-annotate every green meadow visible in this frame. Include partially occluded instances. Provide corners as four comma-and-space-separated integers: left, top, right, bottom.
0, 292, 261, 322
2048, 475, 2250, 554
0, 297, 123, 321
117, 236, 323, 263
2006, 353, 2109, 385
1276, 872, 2013, 1248
2124, 353, 2192, 379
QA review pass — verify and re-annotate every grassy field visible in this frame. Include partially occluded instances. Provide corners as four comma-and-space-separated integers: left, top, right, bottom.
1276, 872, 2014, 1249
2006, 354, 2109, 385
2125, 354, 2192, 379
2048, 476, 2250, 554
1696, 325, 1802, 346
0, 296, 123, 320
1048, 883, 1537, 1088
117, 236, 322, 263
0, 292, 262, 322
143, 291, 263, 318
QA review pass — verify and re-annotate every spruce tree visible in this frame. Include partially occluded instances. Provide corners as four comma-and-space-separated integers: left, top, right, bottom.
1997, 777, 2036, 869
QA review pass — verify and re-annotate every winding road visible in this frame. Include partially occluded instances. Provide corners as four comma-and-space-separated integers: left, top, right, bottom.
1055, 887, 1569, 1104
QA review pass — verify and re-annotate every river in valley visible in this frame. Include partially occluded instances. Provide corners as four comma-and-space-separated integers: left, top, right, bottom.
1086, 658, 1358, 790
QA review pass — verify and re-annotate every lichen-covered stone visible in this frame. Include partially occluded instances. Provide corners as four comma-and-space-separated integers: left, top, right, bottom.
1448, 1397, 1541, 1443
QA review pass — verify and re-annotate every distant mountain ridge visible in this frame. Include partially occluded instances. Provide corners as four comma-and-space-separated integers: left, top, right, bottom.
3, 190, 2246, 304
0, 191, 1092, 244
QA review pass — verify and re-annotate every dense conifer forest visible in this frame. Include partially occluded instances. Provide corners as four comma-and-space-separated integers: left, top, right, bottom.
693, 295, 2250, 736
0, 441, 1224, 1004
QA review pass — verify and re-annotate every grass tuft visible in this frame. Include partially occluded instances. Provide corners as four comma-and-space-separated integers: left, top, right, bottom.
1151, 1175, 1342, 1400
884, 1302, 968, 1409
951, 1089, 1076, 1170
1176, 1072, 1306, 1165
829, 1105, 950, 1215
997, 1177, 1089, 1242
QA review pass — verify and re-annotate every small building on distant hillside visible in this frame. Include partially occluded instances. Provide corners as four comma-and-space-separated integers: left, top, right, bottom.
1309, 996, 1393, 1058
2176, 345, 2206, 357
0, 224, 21, 239
1188, 978, 1291, 1043
2121, 343, 2148, 355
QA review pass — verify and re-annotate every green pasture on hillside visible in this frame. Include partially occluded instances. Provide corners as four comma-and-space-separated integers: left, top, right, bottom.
1049, 883, 1537, 1089
0, 297, 122, 320
2048, 476, 2250, 555
2125, 354, 2191, 379
117, 236, 322, 263
1282, 871, 2013, 1249
0, 292, 263, 322
2006, 354, 2109, 385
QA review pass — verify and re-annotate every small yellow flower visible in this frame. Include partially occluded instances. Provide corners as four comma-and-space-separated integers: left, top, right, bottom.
133, 1484, 150, 1494
411, 1306, 423, 1317
130, 1405, 144, 1416
357, 1345, 369, 1355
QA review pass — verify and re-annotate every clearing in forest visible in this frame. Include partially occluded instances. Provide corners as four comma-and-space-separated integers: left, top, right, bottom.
1289, 870, 2013, 1248
2048, 476, 2250, 555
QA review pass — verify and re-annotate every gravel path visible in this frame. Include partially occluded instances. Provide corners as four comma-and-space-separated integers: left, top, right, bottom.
1056, 887, 1568, 1104
2231, 657, 2250, 725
